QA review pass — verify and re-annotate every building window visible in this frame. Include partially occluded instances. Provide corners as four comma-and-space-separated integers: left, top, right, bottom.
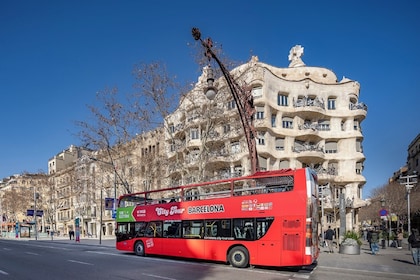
258, 156, 267, 171
252, 86, 263, 99
223, 124, 230, 133
233, 166, 242, 176
282, 117, 293, 129
279, 160, 289, 169
256, 106, 264, 119
354, 120, 360, 131
275, 138, 284, 151
318, 120, 330, 131
258, 132, 265, 145
170, 142, 176, 152
190, 128, 199, 140
227, 100, 236, 110
328, 162, 338, 175
325, 141, 338, 153
278, 93, 288, 106
231, 142, 240, 154
271, 114, 276, 127
327, 98, 336, 110
356, 139, 363, 152
187, 113, 199, 122
356, 162, 363, 174
169, 124, 175, 133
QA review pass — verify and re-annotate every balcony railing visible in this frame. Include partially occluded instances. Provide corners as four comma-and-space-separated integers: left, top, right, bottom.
293, 96, 325, 109
315, 166, 338, 176
349, 102, 367, 111
293, 143, 324, 153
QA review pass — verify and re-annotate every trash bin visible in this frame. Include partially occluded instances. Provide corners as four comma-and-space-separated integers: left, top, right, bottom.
381, 239, 386, 249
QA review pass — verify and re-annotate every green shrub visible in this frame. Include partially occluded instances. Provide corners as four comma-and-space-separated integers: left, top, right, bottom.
343, 230, 362, 246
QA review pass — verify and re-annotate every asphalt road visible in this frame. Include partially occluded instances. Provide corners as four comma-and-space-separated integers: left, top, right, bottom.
1, 237, 419, 280
0, 238, 308, 280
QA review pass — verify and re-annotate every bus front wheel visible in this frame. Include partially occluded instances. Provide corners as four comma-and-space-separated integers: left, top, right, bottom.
228, 246, 249, 268
134, 241, 145, 256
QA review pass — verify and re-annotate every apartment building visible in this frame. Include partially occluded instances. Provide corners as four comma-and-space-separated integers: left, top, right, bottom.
407, 133, 420, 176
165, 46, 367, 231
390, 133, 420, 182
45, 129, 165, 237
0, 173, 48, 236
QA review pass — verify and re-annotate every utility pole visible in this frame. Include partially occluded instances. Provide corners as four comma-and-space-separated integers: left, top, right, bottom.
33, 187, 38, 240
399, 172, 418, 237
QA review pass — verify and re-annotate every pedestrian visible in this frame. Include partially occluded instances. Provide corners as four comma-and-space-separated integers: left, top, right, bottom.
370, 230, 380, 255
397, 230, 403, 249
408, 228, 420, 265
69, 230, 72, 240
324, 226, 335, 253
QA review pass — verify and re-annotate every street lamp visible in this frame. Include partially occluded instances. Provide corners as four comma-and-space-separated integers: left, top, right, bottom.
192, 27, 259, 174
380, 197, 387, 248
399, 172, 418, 237
32, 187, 40, 240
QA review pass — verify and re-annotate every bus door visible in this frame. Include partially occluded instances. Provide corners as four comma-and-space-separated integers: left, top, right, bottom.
255, 218, 280, 266
143, 221, 163, 255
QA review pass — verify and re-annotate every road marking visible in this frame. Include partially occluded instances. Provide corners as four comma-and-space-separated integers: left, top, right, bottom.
68, 260, 93, 266
25, 252, 40, 255
0, 269, 9, 275
142, 273, 176, 280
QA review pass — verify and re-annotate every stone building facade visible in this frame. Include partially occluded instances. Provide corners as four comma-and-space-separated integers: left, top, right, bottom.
165, 46, 367, 232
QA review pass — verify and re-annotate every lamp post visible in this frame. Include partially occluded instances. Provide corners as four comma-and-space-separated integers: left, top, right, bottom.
399, 172, 418, 237
380, 197, 386, 248
192, 27, 259, 174
90, 157, 117, 219
33, 187, 39, 241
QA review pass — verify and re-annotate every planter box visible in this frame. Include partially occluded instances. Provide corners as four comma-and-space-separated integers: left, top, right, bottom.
339, 245, 360, 255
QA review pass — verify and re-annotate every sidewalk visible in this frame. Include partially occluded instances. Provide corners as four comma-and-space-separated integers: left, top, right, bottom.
318, 240, 420, 276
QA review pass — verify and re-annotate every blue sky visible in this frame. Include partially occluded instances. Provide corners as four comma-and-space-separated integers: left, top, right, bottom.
1, 0, 419, 197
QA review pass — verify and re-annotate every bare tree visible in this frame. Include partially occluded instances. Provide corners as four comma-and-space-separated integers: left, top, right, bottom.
359, 182, 420, 231
75, 62, 182, 194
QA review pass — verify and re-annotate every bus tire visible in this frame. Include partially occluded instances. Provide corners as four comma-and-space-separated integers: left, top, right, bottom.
228, 246, 249, 268
134, 241, 145, 256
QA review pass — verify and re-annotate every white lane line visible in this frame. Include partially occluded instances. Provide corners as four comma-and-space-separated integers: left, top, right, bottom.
142, 273, 177, 280
68, 259, 93, 266
0, 269, 9, 275
25, 252, 40, 255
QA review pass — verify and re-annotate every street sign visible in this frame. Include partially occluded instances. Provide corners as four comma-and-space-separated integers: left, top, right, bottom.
26, 209, 44, 217
105, 198, 114, 210
379, 209, 388, 216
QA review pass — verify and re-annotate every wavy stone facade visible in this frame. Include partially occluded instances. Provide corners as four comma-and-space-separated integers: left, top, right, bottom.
165, 46, 367, 231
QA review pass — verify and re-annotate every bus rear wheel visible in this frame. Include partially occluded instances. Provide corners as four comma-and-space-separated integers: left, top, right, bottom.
228, 246, 249, 268
134, 241, 145, 256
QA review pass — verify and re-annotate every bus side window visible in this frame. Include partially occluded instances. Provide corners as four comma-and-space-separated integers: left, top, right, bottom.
146, 221, 162, 237
183, 220, 203, 239
163, 221, 181, 238
233, 219, 255, 240
256, 218, 274, 240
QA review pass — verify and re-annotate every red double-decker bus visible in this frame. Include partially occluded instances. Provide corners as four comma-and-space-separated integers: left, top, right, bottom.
115, 168, 319, 268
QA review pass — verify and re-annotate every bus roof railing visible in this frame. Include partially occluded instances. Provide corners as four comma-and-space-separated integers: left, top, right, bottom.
118, 169, 297, 207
